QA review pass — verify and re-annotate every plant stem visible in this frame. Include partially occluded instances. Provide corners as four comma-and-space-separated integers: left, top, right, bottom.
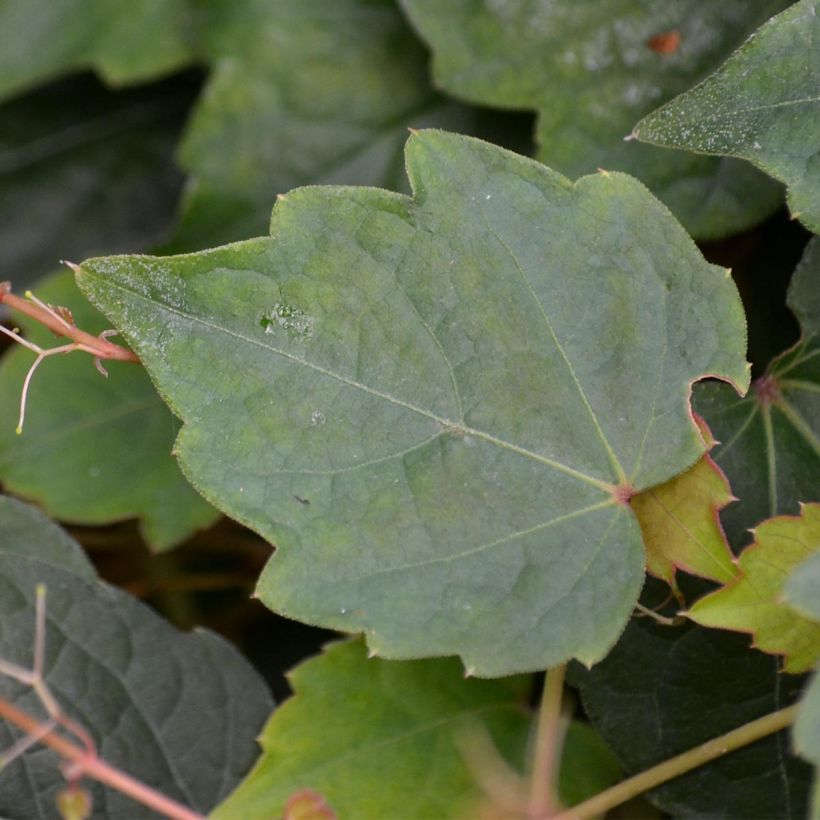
553, 704, 798, 820
0, 696, 205, 820
528, 664, 567, 818
0, 282, 138, 363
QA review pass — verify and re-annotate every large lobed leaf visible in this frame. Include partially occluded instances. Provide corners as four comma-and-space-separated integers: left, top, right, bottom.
0, 271, 218, 550
399, 0, 787, 238
0, 496, 272, 818
76, 130, 749, 676
634, 0, 820, 233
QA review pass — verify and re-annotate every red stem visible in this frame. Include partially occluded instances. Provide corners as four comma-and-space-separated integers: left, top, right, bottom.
0, 282, 138, 363
0, 696, 204, 820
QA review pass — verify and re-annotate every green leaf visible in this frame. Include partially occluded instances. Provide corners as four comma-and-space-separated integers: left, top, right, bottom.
687, 503, 820, 673
570, 585, 813, 818
0, 271, 218, 550
399, 0, 787, 239
76, 130, 749, 675
0, 497, 273, 817
795, 673, 820, 819
168, 0, 492, 251
786, 552, 820, 622
214, 639, 531, 819
0, 495, 94, 579
0, 73, 192, 287
631, 420, 737, 587
0, 0, 195, 100
693, 236, 820, 549
633, 0, 820, 233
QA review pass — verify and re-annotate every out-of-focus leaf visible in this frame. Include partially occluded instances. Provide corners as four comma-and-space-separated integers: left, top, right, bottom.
214, 639, 531, 820
693, 236, 820, 549
0, 271, 218, 550
77, 131, 749, 675
399, 0, 787, 238
794, 673, 820, 819
0, 497, 273, 819
631, 418, 737, 588
570, 583, 812, 818
634, 0, 820, 233
0, 0, 195, 100
168, 0, 495, 251
688, 504, 820, 673
0, 73, 194, 287
786, 552, 820, 622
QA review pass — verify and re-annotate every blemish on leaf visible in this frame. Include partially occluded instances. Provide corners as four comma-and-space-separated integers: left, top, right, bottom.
753, 374, 780, 406
260, 303, 314, 338
647, 31, 681, 54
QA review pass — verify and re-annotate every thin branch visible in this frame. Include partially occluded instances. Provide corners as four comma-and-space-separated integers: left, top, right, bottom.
528, 665, 568, 818
553, 705, 798, 820
0, 697, 205, 820
0, 282, 138, 363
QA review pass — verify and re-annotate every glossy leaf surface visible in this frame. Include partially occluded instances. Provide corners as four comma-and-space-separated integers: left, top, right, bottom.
634, 0, 820, 233
688, 504, 820, 673
0, 497, 272, 818
399, 0, 786, 238
0, 271, 218, 550
77, 131, 749, 675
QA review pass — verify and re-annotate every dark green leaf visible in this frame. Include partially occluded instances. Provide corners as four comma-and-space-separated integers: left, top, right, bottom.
0, 271, 218, 550
0, 0, 195, 101
399, 0, 787, 238
570, 593, 812, 818
77, 131, 749, 674
168, 0, 494, 251
634, 0, 820, 233
0, 74, 193, 287
0, 497, 272, 818
693, 237, 820, 549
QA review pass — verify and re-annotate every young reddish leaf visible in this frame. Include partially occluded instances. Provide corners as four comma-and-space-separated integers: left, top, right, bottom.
283, 789, 336, 820
688, 503, 820, 673
632, 416, 737, 588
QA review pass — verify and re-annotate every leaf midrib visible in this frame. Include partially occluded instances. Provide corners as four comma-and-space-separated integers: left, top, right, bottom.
82, 272, 617, 494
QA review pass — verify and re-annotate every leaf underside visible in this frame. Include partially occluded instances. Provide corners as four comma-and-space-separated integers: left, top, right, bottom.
77, 130, 749, 676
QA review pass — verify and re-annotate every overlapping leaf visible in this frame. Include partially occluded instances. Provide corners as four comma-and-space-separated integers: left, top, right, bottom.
693, 236, 820, 549
77, 130, 749, 675
688, 504, 820, 673
169, 0, 493, 251
795, 673, 820, 819
0, 0, 195, 100
214, 639, 532, 819
399, 0, 786, 238
0, 74, 192, 286
634, 0, 820, 233
631, 417, 737, 588
570, 581, 813, 818
216, 639, 622, 819
0, 271, 218, 550
0, 496, 272, 817
787, 552, 820, 622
